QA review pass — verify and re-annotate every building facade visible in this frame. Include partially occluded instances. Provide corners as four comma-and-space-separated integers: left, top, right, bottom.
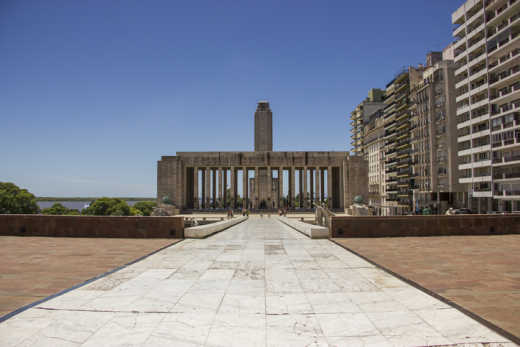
384, 71, 415, 214
452, 0, 520, 212
350, 89, 385, 157
409, 52, 463, 212
363, 110, 386, 213
158, 102, 368, 211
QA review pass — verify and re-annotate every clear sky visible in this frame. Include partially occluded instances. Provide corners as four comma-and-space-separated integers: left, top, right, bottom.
0, 0, 462, 197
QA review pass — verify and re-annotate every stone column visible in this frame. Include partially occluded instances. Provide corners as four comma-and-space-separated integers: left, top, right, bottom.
327, 166, 333, 208
308, 167, 316, 208
243, 168, 248, 209
223, 169, 228, 208
230, 167, 236, 208
320, 169, 326, 202
218, 168, 223, 208
267, 167, 272, 209
205, 168, 211, 208
303, 167, 308, 208
212, 169, 217, 208
298, 169, 303, 208
314, 167, 320, 205
255, 167, 259, 209
290, 167, 295, 208
278, 168, 283, 208
193, 167, 199, 209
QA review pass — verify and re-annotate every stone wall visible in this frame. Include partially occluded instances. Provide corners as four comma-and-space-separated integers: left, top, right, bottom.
0, 215, 184, 238
330, 215, 520, 238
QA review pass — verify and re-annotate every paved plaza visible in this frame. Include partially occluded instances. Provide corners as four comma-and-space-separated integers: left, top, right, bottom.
0, 218, 515, 346
334, 235, 520, 340
0, 237, 178, 318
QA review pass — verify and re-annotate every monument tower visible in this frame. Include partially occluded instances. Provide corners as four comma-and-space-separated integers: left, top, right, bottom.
254, 101, 273, 151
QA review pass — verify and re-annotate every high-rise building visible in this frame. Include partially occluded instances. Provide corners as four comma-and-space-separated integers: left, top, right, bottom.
452, 0, 520, 212
384, 71, 416, 215
409, 51, 463, 212
350, 89, 385, 157
363, 109, 386, 214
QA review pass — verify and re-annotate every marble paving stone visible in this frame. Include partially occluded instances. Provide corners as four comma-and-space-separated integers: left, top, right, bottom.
306, 293, 360, 314
416, 308, 511, 343
266, 294, 313, 314
316, 312, 380, 337
82, 312, 164, 347
0, 218, 514, 347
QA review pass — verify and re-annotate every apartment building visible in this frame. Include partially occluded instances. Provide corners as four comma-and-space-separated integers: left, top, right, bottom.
363, 110, 386, 214
452, 0, 520, 212
383, 71, 417, 215
350, 89, 385, 157
409, 52, 464, 212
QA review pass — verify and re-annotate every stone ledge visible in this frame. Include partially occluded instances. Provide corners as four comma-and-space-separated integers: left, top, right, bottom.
330, 214, 520, 238
184, 216, 248, 238
276, 216, 328, 239
0, 215, 184, 238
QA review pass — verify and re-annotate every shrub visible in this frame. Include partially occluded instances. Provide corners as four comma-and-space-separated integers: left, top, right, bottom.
133, 201, 156, 216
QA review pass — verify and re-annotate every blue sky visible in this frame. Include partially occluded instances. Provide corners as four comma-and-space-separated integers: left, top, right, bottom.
1, 0, 462, 197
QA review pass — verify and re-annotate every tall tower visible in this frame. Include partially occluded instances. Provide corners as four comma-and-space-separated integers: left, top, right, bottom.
254, 101, 273, 152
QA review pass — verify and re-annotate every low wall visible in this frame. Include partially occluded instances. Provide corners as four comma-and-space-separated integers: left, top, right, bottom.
276, 216, 328, 239
0, 215, 184, 238
330, 214, 520, 238
184, 216, 247, 238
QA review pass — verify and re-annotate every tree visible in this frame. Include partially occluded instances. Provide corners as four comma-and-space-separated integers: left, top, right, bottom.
0, 182, 39, 214
82, 198, 132, 216
41, 203, 79, 215
133, 201, 156, 216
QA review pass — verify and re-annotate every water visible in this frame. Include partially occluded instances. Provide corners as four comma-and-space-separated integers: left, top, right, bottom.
37, 200, 145, 211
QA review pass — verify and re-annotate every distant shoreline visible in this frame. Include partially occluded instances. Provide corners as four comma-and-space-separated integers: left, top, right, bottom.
36, 197, 156, 202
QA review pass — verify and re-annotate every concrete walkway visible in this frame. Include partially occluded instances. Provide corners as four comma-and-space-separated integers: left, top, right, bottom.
0, 218, 514, 346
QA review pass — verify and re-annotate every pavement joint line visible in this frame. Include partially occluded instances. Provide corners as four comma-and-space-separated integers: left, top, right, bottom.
274, 217, 312, 239
0, 238, 183, 324
329, 238, 520, 346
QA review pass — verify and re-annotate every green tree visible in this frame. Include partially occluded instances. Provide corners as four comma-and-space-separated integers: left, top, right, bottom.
0, 182, 39, 214
133, 201, 156, 216
82, 197, 132, 216
41, 203, 80, 215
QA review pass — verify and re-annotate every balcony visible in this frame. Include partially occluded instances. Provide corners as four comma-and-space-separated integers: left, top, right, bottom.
489, 64, 520, 87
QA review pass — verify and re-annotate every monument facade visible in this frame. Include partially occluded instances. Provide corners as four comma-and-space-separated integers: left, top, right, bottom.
157, 101, 368, 210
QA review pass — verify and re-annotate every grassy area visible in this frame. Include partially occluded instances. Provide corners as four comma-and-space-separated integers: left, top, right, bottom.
36, 197, 155, 201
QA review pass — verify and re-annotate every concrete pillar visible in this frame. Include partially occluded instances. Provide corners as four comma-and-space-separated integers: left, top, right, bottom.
193, 167, 199, 209
230, 167, 235, 208
290, 167, 295, 208
222, 167, 229, 207
255, 167, 259, 209
315, 167, 320, 205
327, 166, 332, 208
267, 167, 272, 209
303, 167, 308, 208
212, 169, 216, 208
243, 168, 248, 209
320, 169, 326, 202
310, 169, 314, 206
218, 168, 223, 208
205, 168, 211, 208
278, 168, 283, 208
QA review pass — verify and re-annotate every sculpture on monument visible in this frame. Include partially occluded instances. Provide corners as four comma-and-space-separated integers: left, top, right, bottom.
347, 195, 371, 216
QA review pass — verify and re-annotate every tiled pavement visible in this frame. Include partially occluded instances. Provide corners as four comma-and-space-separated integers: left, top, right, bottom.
0, 237, 178, 318
0, 218, 515, 346
333, 235, 520, 342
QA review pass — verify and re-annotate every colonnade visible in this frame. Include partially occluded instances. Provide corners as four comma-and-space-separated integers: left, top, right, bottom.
189, 166, 340, 210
